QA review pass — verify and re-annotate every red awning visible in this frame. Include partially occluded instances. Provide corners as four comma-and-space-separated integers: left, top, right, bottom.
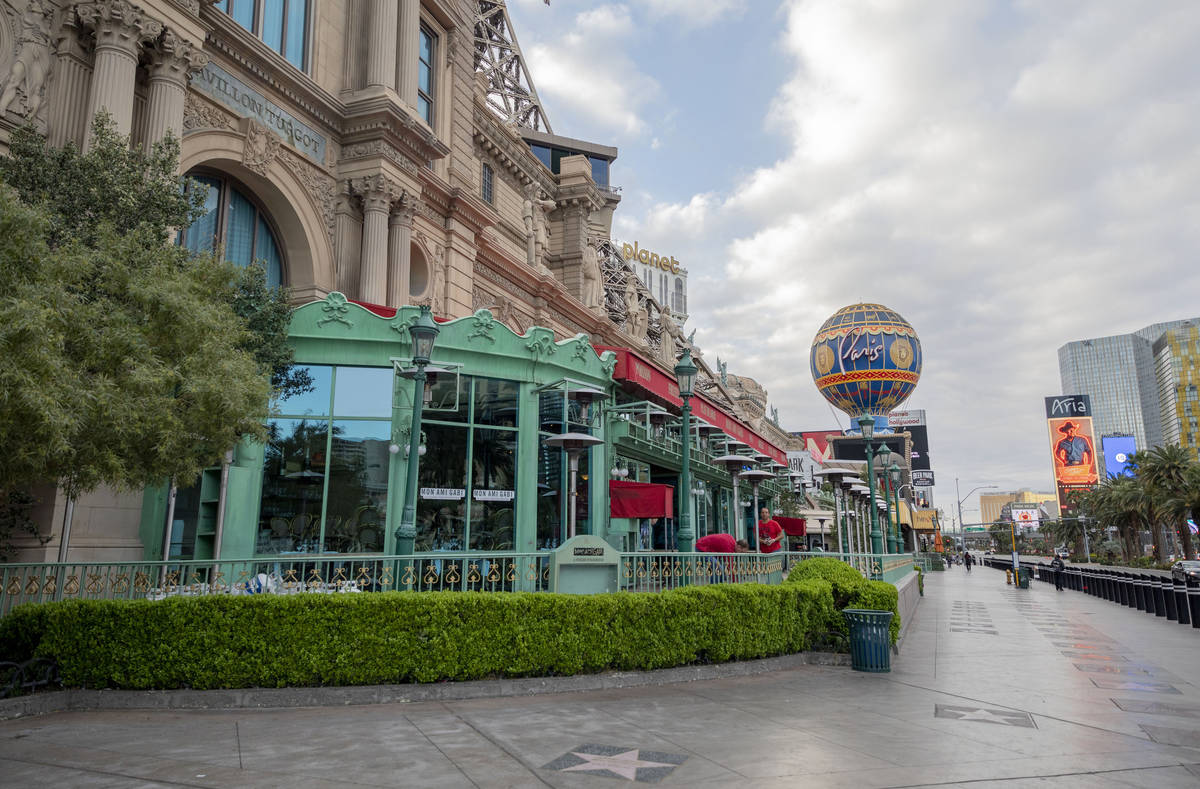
594, 345, 682, 407
594, 345, 789, 465
776, 516, 807, 537
609, 480, 675, 518
349, 299, 451, 322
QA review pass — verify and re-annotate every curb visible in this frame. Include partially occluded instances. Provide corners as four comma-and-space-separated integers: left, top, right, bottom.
0, 651, 851, 720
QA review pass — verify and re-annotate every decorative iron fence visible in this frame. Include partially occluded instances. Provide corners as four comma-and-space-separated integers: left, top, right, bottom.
0, 551, 917, 616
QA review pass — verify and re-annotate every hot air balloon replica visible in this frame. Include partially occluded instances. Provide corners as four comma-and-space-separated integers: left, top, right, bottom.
810, 303, 922, 418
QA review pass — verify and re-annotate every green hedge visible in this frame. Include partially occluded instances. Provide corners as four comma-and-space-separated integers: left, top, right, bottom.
0, 581, 842, 690
784, 557, 901, 644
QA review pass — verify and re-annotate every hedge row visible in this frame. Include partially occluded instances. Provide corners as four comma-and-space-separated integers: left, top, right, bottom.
0, 581, 839, 690
0, 559, 903, 691
784, 557, 902, 644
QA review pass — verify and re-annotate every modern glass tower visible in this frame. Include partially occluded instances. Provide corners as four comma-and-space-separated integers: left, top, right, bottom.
1058, 318, 1200, 474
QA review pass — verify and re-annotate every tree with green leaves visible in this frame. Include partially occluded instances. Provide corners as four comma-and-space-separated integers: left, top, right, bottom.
1140, 445, 1195, 560
0, 116, 305, 551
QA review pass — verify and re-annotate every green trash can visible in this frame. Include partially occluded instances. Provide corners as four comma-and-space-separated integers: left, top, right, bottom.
1016, 567, 1031, 589
843, 609, 894, 672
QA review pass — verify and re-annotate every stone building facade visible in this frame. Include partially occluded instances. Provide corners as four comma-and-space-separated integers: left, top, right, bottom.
0, 0, 796, 562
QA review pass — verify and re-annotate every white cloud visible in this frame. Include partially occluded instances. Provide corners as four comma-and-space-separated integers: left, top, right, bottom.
517, 5, 661, 137
639, 0, 745, 26
612, 0, 1200, 500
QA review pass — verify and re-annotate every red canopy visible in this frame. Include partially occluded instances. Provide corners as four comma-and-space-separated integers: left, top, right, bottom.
776, 516, 807, 537
594, 345, 789, 465
609, 480, 674, 518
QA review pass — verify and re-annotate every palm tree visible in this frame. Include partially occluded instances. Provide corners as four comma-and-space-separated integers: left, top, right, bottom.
1082, 477, 1145, 561
1175, 463, 1200, 560
1142, 445, 1197, 560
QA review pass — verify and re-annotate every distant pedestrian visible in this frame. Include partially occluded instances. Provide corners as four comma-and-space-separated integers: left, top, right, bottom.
1050, 555, 1065, 590
964, 552, 974, 573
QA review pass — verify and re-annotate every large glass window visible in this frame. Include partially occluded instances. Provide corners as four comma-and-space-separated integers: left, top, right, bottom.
179, 174, 284, 288
416, 376, 520, 551
215, 0, 308, 70
258, 365, 392, 554
418, 25, 436, 125
538, 390, 595, 549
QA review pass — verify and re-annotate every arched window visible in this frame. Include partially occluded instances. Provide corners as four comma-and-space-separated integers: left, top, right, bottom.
178, 173, 285, 289
673, 278, 685, 314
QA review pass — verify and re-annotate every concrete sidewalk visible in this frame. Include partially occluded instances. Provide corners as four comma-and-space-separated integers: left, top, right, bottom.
3, 568, 1200, 787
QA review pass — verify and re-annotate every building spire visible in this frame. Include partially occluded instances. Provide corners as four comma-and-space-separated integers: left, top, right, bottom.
474, 1, 553, 133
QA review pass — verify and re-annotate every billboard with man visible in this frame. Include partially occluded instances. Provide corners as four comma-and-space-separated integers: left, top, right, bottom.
1045, 395, 1099, 516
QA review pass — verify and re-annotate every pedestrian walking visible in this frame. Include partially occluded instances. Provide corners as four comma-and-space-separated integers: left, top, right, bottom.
1050, 554, 1065, 590
963, 551, 974, 573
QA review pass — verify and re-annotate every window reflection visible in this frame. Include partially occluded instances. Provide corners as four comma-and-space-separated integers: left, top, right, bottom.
259, 418, 328, 554
323, 421, 389, 553
276, 364, 331, 416
469, 428, 517, 550
332, 366, 393, 417
415, 423, 467, 550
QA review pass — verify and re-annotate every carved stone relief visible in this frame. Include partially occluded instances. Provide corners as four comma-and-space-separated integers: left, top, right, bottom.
182, 93, 234, 132
242, 119, 281, 175
0, 0, 54, 123
278, 148, 337, 251
341, 139, 419, 176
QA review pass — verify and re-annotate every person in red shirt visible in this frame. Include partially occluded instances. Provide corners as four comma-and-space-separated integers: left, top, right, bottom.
696, 533, 741, 553
757, 507, 783, 554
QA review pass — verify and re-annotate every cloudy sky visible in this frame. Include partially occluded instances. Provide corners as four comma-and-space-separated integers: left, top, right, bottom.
507, 0, 1200, 522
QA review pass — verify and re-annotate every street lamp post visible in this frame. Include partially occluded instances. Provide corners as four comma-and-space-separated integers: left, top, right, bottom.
674, 348, 698, 552
888, 462, 902, 553
894, 481, 914, 553
396, 305, 440, 557
955, 477, 998, 560
857, 414, 885, 558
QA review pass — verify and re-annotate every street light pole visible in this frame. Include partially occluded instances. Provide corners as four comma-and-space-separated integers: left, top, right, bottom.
396, 305, 440, 557
857, 414, 885, 559
888, 463, 901, 553
955, 477, 998, 560
674, 349, 698, 552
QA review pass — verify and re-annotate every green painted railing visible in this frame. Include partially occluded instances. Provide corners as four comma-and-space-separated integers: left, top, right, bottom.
0, 551, 918, 615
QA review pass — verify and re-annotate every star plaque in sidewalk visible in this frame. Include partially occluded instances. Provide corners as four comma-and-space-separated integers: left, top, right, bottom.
935, 704, 1037, 728
543, 744, 688, 783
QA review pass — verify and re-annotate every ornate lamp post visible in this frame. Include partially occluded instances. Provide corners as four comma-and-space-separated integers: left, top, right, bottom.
395, 305, 440, 556
674, 348, 698, 552
888, 463, 902, 553
857, 414, 885, 558
814, 468, 847, 554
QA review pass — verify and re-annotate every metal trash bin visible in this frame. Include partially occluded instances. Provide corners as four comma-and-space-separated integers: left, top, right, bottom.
1016, 567, 1031, 589
843, 609, 894, 673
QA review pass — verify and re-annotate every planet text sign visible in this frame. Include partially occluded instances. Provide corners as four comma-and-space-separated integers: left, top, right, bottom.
620, 241, 681, 273
886, 409, 926, 428
1045, 395, 1098, 517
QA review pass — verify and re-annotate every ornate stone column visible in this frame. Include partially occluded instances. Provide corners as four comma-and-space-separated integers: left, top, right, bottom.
353, 175, 402, 305
366, 0, 398, 90
145, 30, 207, 146
397, 0, 420, 108
387, 197, 419, 307
76, 0, 163, 144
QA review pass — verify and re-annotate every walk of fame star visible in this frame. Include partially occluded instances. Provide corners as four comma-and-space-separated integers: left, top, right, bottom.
560, 749, 677, 780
